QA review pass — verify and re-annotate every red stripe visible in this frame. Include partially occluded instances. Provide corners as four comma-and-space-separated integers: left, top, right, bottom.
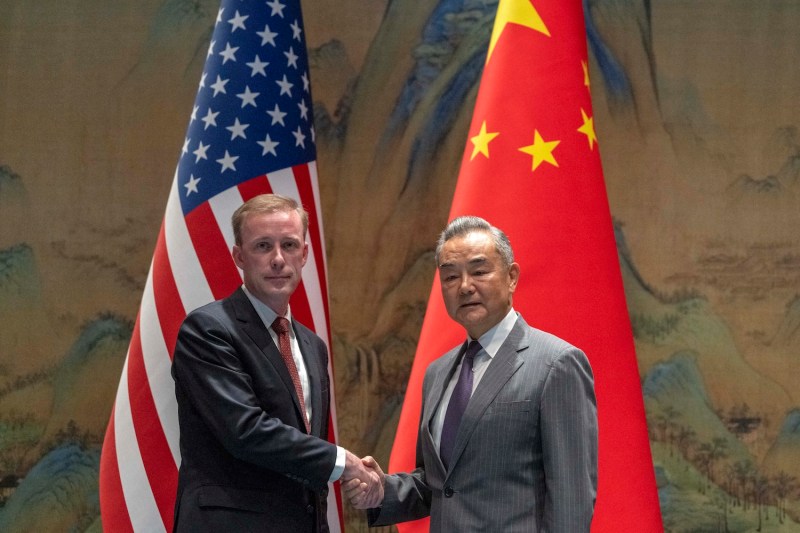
152, 222, 186, 358
184, 202, 242, 300
126, 320, 178, 530
238, 174, 273, 202
289, 280, 314, 330
99, 407, 135, 533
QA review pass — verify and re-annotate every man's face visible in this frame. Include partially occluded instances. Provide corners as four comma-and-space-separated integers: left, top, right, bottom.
438, 230, 519, 339
232, 209, 308, 315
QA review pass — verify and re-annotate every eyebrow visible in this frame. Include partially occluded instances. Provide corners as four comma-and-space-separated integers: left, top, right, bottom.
439, 256, 488, 269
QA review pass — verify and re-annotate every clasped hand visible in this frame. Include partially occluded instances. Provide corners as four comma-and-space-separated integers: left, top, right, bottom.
342, 452, 385, 509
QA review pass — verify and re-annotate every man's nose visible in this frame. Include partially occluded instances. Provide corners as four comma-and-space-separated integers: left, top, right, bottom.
271, 248, 285, 268
458, 274, 474, 294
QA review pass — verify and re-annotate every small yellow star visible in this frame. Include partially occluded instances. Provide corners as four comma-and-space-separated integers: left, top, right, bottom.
487, 0, 550, 63
470, 121, 500, 160
519, 130, 560, 172
577, 108, 597, 150
582, 60, 590, 90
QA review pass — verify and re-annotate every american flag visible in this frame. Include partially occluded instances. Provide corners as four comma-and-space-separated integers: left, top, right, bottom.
98, 0, 344, 530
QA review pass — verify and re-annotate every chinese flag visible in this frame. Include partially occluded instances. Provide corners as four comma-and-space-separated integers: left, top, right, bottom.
389, 0, 663, 531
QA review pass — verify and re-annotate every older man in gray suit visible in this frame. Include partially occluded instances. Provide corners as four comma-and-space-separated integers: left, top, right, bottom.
346, 216, 598, 532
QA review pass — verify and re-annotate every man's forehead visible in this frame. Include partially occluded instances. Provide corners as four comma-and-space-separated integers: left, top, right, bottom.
439, 237, 495, 266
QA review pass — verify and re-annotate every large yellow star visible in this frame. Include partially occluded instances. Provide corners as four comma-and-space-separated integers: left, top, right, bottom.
577, 108, 597, 150
470, 121, 500, 160
519, 130, 560, 171
487, 0, 550, 63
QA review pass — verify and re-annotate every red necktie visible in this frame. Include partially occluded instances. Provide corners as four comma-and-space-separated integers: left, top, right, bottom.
272, 317, 310, 433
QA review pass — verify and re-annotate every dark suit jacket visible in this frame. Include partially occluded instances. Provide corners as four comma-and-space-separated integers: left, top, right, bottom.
369, 315, 598, 532
171, 287, 337, 533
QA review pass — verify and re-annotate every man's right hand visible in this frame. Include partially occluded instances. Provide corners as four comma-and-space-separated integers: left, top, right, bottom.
342, 453, 385, 509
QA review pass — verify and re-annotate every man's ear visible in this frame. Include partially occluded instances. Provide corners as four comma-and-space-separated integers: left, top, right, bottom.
508, 262, 520, 292
232, 245, 244, 269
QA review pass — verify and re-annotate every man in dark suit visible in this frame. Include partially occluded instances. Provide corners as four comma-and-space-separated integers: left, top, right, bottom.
347, 216, 598, 532
172, 194, 382, 532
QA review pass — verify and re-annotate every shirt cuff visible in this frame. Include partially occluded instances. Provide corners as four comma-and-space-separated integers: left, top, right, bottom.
328, 445, 346, 482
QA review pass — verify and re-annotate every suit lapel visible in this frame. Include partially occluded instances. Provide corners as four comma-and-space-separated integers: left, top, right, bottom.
231, 288, 308, 432
446, 318, 529, 472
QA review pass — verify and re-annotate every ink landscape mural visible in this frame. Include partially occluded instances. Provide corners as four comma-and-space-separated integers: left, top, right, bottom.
1, 0, 799, 530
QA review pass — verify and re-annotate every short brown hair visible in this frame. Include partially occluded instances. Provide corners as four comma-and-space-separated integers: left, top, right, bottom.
231, 194, 309, 245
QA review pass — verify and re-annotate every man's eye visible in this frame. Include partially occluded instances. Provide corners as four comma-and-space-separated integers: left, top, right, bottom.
256, 242, 272, 250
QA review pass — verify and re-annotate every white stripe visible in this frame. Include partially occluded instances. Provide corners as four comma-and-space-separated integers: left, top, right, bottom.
164, 175, 214, 313
208, 186, 244, 254
140, 265, 181, 467
304, 163, 342, 532
114, 352, 167, 533
308, 162, 330, 280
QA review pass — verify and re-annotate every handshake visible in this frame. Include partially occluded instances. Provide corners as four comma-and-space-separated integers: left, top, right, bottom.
341, 451, 386, 509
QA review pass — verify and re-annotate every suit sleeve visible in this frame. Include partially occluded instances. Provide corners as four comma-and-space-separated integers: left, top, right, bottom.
540, 347, 598, 532
367, 375, 434, 526
172, 308, 337, 490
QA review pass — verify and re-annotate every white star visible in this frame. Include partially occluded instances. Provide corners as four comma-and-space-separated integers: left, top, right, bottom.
246, 55, 268, 77
292, 126, 306, 148
228, 10, 248, 32
291, 20, 302, 40
210, 75, 229, 96
199, 72, 207, 88
217, 150, 239, 173
182, 138, 190, 155
219, 42, 239, 64
184, 174, 201, 196
298, 99, 308, 120
267, 104, 287, 126
276, 75, 293, 96
201, 108, 219, 130
267, 0, 286, 17
226, 118, 249, 140
190, 105, 199, 122
257, 25, 278, 46
301, 72, 309, 92
216, 7, 225, 25
207, 40, 216, 58
193, 141, 210, 162
284, 47, 299, 69
258, 134, 279, 156
237, 86, 259, 108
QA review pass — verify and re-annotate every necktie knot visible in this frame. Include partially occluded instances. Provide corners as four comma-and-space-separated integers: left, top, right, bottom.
464, 340, 481, 366
272, 316, 290, 335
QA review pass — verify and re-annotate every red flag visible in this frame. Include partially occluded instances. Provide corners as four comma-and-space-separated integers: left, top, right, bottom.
98, 1, 344, 531
389, 0, 662, 531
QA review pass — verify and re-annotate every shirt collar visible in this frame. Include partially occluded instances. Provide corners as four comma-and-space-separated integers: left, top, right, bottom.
241, 285, 293, 333
468, 307, 518, 359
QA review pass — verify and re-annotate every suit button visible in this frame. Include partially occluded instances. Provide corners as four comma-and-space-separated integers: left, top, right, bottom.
443, 486, 454, 497
306, 504, 314, 514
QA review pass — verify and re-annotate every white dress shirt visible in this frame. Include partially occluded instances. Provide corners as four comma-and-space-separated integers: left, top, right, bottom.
431, 308, 519, 452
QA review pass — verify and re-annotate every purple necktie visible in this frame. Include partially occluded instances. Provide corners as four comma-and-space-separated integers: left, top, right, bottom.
440, 340, 482, 469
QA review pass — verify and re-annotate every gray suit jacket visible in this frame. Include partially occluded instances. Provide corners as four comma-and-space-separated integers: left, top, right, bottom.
370, 315, 598, 532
